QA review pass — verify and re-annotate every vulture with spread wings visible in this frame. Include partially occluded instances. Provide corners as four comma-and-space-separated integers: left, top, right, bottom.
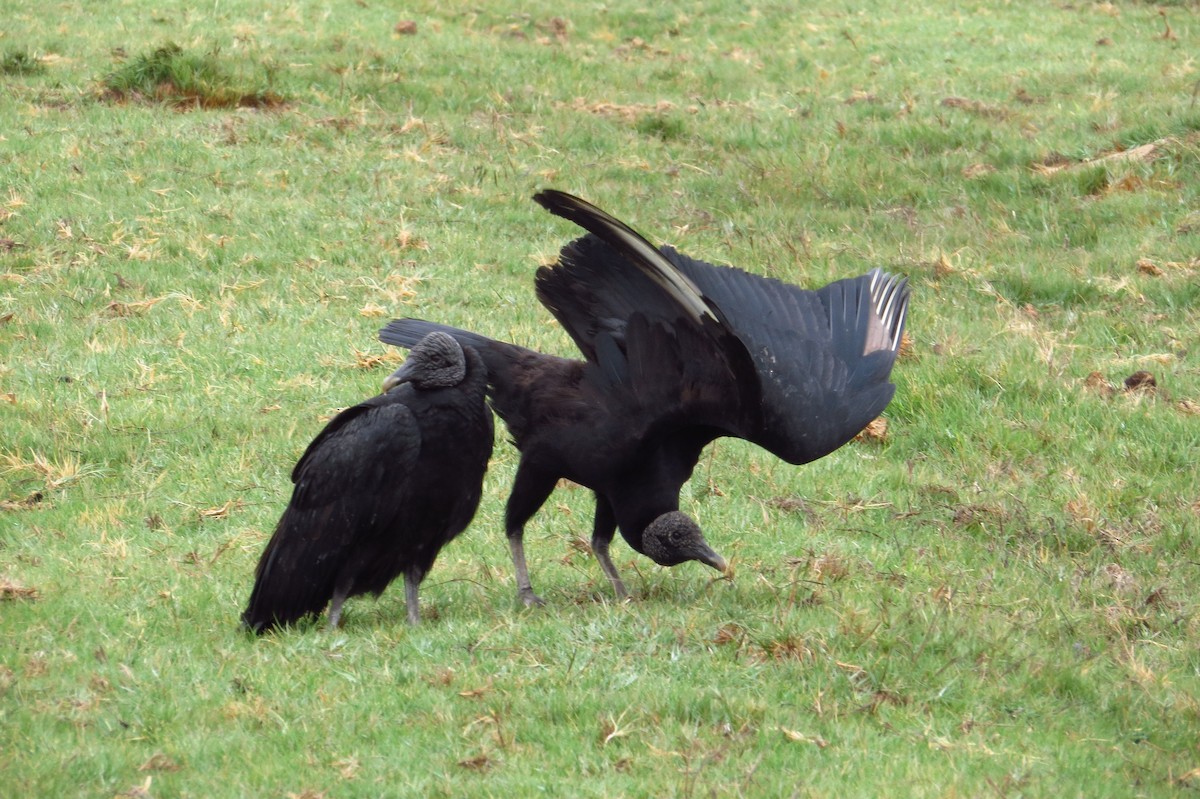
380, 191, 909, 605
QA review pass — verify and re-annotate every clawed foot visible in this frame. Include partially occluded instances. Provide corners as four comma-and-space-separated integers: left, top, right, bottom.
517, 588, 546, 608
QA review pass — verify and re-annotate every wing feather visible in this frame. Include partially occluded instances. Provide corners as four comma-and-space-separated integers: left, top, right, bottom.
534, 191, 910, 465
242, 396, 422, 631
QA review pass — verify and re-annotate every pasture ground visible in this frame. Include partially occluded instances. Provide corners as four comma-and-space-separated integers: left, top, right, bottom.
2, 1, 1198, 795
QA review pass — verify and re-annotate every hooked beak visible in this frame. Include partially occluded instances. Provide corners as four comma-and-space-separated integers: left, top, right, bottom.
381, 362, 415, 394
696, 545, 730, 577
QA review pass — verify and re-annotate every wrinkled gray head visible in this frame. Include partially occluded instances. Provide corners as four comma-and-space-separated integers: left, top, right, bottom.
382, 332, 466, 392
641, 511, 728, 573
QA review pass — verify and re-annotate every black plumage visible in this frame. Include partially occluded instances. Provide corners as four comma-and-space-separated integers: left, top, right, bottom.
379, 191, 909, 605
242, 332, 493, 633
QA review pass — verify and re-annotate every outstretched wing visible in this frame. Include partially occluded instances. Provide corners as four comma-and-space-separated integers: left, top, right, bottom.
677, 255, 908, 463
533, 190, 722, 353
534, 194, 763, 440
533, 190, 910, 465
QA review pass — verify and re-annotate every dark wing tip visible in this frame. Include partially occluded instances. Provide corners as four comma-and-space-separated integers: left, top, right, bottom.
532, 190, 629, 242
532, 188, 585, 216
240, 613, 269, 636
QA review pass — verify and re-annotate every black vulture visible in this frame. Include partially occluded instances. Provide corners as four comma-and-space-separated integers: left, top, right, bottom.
379, 191, 909, 606
241, 331, 493, 633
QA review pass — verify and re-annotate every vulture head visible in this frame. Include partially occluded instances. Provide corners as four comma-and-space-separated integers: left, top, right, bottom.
383, 332, 467, 392
641, 511, 729, 574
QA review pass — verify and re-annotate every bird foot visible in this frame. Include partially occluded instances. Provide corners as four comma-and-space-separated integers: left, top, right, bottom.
517, 588, 546, 608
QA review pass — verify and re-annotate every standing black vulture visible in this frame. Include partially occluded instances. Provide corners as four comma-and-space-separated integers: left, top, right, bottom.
379, 191, 909, 606
241, 332, 493, 633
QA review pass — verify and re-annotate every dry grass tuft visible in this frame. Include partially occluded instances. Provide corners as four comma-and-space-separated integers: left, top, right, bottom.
198, 499, 245, 520
0, 575, 40, 601
780, 728, 828, 748
349, 348, 403, 370
854, 417, 888, 443
1123, 371, 1157, 393
1176, 399, 1200, 416
962, 163, 996, 179
1, 451, 98, 490
940, 96, 1008, 119
1083, 371, 1116, 398
138, 754, 182, 773
457, 753, 493, 771
105, 298, 164, 317
811, 553, 850, 583
559, 97, 686, 121
712, 622, 745, 646
1032, 138, 1171, 175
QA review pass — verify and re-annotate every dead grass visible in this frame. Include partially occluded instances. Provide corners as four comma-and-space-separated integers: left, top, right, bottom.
1, 452, 99, 491
0, 575, 39, 601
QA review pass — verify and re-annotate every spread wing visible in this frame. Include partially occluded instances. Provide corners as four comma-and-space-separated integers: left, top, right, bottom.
535, 208, 763, 441
532, 190, 910, 464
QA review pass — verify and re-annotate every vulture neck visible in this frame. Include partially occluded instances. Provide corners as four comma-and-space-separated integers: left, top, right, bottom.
610, 427, 718, 551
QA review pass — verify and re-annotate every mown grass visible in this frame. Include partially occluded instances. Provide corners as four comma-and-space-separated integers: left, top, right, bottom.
100, 42, 285, 109
1, 48, 44, 76
2, 0, 1198, 796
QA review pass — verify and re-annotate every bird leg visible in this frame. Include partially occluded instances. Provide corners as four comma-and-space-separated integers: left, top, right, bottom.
590, 494, 628, 601
403, 567, 422, 625
327, 589, 348, 631
508, 536, 544, 608
505, 466, 556, 607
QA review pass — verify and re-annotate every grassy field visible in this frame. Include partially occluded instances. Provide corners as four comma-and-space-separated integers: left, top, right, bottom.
2, 0, 1199, 795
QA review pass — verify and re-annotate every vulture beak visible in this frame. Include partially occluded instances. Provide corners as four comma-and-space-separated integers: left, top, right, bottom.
698, 546, 731, 577
382, 362, 415, 394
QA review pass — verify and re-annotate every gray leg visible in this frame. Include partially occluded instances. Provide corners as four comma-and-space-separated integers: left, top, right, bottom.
591, 494, 628, 601
509, 536, 545, 608
327, 590, 348, 630
404, 568, 422, 625
505, 465, 557, 607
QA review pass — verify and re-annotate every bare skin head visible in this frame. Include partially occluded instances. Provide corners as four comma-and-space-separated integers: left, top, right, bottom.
382, 332, 466, 393
640, 511, 728, 573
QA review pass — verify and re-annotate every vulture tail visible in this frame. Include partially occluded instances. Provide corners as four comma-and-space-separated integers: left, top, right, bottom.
379, 320, 525, 415
816, 268, 910, 395
379, 319, 496, 353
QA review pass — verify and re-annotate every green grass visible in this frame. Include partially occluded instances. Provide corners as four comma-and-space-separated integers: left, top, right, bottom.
1, 48, 44, 76
2, 0, 1199, 795
100, 43, 285, 109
